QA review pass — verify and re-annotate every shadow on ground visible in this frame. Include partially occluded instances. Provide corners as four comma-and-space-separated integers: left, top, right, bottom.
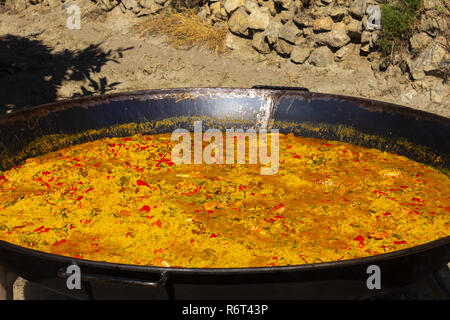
0, 34, 132, 114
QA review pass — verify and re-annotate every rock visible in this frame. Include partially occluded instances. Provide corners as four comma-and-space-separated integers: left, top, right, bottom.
248, 8, 271, 30
371, 30, 380, 46
334, 44, 351, 62
310, 6, 329, 18
423, 0, 440, 10
313, 17, 333, 32
261, 0, 277, 16
228, 7, 250, 36
314, 22, 350, 48
291, 47, 311, 64
346, 18, 363, 39
224, 0, 244, 14
328, 6, 347, 20
225, 32, 250, 50
350, 0, 366, 18
279, 8, 296, 23
408, 36, 450, 80
360, 43, 370, 53
252, 32, 271, 53
420, 16, 448, 36
409, 32, 433, 51
122, 0, 139, 10
139, 0, 163, 13
400, 90, 417, 104
295, 35, 307, 46
279, 20, 302, 44
265, 19, 283, 45
302, 27, 313, 37
9, 0, 28, 10
274, 0, 293, 10
293, 14, 314, 28
274, 39, 294, 57
210, 2, 226, 19
154, 0, 167, 4
309, 46, 333, 67
430, 82, 445, 104
244, 0, 259, 13
360, 30, 371, 44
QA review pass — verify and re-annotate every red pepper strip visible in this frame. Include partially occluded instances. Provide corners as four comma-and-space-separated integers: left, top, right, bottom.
353, 235, 365, 248
53, 239, 66, 246
0, 175, 6, 181
209, 233, 218, 238
151, 219, 162, 228
238, 185, 247, 191
42, 171, 51, 175
445, 206, 450, 213
137, 179, 149, 187
85, 188, 94, 193
372, 190, 389, 196
394, 240, 407, 245
412, 197, 424, 203
74, 254, 82, 259
140, 205, 151, 212
383, 212, 392, 216
34, 226, 45, 232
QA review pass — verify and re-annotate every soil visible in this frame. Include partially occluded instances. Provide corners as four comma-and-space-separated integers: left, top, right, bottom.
0, 1, 449, 300
0, 2, 448, 117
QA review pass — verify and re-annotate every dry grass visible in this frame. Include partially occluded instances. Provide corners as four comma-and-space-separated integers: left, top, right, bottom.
136, 9, 228, 54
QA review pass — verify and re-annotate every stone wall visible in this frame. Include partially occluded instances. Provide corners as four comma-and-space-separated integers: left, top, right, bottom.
210, 0, 449, 77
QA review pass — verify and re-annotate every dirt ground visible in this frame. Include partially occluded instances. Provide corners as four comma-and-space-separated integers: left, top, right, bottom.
0, 2, 448, 117
0, 2, 449, 300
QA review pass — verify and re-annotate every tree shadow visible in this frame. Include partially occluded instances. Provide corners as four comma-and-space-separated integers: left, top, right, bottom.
0, 34, 132, 114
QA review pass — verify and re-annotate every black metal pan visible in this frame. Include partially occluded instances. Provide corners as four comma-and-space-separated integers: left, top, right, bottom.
0, 87, 448, 299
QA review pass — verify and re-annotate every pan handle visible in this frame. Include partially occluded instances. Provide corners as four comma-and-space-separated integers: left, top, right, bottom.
57, 267, 168, 287
251, 85, 309, 91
